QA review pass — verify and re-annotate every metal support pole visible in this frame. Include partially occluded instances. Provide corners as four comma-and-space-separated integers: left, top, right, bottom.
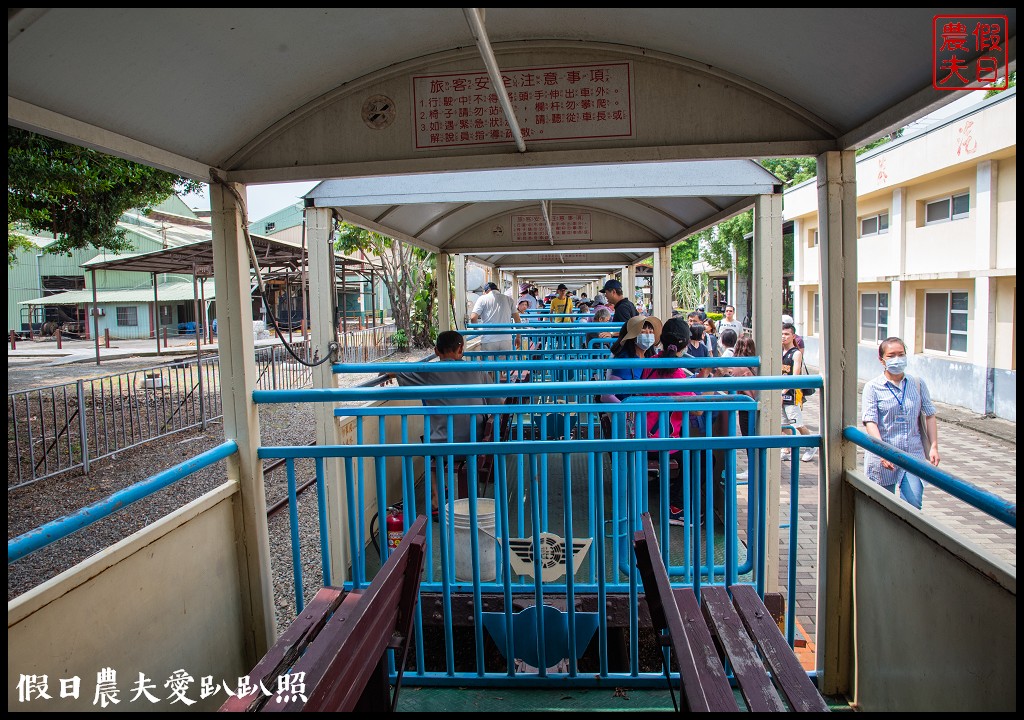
92, 270, 101, 365
200, 278, 210, 344
370, 269, 377, 328
153, 272, 161, 355
192, 267, 205, 430
77, 379, 90, 475
301, 216, 310, 351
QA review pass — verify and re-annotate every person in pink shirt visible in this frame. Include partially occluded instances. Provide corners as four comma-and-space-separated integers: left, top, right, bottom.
636, 317, 701, 526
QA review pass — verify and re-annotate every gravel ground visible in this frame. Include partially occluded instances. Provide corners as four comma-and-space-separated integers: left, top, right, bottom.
7, 349, 430, 636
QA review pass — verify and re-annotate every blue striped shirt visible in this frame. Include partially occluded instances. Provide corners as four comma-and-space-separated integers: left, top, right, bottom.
861, 373, 936, 487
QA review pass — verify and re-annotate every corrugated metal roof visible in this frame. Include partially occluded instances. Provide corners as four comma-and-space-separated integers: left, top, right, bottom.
19, 281, 215, 306
250, 202, 303, 235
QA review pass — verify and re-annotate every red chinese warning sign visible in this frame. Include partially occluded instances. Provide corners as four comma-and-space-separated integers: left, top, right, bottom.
413, 63, 632, 149
933, 15, 1008, 91
511, 213, 592, 244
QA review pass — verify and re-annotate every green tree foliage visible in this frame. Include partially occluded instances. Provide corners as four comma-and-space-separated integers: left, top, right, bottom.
857, 129, 904, 156
759, 157, 817, 187
7, 127, 202, 265
335, 222, 436, 346
985, 70, 1015, 98
670, 157, 815, 307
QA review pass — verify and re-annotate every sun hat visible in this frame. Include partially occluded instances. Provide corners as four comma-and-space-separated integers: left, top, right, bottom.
621, 315, 663, 344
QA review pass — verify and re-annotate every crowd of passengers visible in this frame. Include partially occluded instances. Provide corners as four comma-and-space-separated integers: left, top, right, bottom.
398, 305, 761, 521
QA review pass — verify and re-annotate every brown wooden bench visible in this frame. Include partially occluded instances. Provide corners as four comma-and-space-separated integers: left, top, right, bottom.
220, 515, 427, 712
633, 512, 829, 712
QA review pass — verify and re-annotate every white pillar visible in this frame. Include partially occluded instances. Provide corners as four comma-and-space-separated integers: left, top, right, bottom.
792, 219, 803, 336
305, 207, 348, 584
974, 160, 998, 414
453, 254, 467, 330
974, 276, 997, 414
816, 150, 858, 695
891, 187, 907, 277
975, 160, 998, 269
209, 181, 275, 658
437, 253, 451, 332
623, 264, 636, 307
889, 187, 906, 341
654, 246, 672, 320
752, 193, 784, 597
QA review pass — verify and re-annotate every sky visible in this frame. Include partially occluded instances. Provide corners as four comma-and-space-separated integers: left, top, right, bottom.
180, 181, 317, 223
177, 90, 993, 222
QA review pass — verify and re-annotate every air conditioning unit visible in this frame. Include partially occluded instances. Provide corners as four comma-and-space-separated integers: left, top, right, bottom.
93, 307, 105, 317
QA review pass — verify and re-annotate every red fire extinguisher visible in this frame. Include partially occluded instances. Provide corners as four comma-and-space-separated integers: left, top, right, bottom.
386, 506, 404, 552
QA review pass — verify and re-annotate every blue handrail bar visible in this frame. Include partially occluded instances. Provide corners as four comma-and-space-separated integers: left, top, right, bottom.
258, 435, 818, 460
843, 426, 1016, 528
332, 357, 761, 375
8, 440, 239, 564
466, 322, 622, 329
256, 374, 822, 403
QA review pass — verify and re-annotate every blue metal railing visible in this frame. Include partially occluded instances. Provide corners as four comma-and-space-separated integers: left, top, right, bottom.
8, 440, 239, 564
843, 426, 1016, 528
254, 364, 825, 686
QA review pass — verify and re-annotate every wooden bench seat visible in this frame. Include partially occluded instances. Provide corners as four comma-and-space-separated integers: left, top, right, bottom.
633, 512, 828, 712
220, 515, 427, 712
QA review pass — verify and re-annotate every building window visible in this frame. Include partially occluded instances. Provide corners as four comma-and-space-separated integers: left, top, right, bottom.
116, 306, 138, 327
813, 293, 820, 336
924, 291, 968, 354
924, 192, 969, 225
860, 211, 889, 236
860, 292, 888, 343
809, 229, 819, 247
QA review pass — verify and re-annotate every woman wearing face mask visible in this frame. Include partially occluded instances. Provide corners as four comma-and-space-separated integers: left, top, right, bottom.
861, 336, 940, 509
599, 316, 662, 440
637, 317, 700, 526
602, 315, 663, 401
683, 321, 712, 377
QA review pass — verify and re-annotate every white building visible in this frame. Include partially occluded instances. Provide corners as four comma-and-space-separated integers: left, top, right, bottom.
785, 89, 1016, 420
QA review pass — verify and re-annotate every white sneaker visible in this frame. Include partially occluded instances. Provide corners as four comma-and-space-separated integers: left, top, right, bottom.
736, 470, 748, 481
801, 448, 818, 462
781, 451, 791, 462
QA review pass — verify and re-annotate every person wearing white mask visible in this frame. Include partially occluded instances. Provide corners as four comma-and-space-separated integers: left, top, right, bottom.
597, 316, 663, 474
861, 336, 940, 509
600, 315, 663, 403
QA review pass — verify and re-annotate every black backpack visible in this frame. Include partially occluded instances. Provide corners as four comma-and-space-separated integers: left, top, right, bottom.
801, 354, 815, 396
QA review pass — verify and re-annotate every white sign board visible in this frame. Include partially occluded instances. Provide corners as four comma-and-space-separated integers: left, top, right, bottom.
511, 213, 592, 244
413, 62, 633, 150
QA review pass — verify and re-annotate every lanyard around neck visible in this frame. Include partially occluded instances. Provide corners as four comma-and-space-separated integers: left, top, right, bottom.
885, 378, 907, 408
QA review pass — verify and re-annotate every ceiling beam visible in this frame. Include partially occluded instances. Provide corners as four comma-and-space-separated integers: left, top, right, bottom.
8, 97, 213, 181
336, 209, 441, 254
463, 7, 527, 153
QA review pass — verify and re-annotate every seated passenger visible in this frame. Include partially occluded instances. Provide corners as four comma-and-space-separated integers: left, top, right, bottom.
718, 335, 759, 482
394, 330, 504, 514
637, 317, 701, 527
601, 315, 663, 403
597, 315, 662, 440
586, 306, 613, 347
